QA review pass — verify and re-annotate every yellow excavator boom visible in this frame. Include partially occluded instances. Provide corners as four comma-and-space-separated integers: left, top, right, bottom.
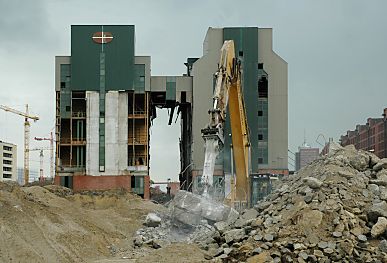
201, 40, 251, 206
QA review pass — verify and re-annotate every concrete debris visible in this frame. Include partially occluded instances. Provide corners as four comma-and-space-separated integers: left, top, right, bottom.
371, 217, 387, 238
189, 145, 387, 262
373, 158, 387, 172
134, 190, 239, 250
302, 177, 323, 189
144, 213, 162, 227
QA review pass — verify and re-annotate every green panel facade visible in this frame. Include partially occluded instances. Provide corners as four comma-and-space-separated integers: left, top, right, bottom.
166, 76, 176, 101
71, 25, 135, 91
134, 64, 145, 92
60, 64, 71, 118
222, 27, 259, 173
257, 68, 269, 165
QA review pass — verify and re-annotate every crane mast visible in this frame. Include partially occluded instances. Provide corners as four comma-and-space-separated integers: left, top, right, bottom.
0, 104, 39, 185
201, 40, 251, 206
29, 147, 50, 181
34, 132, 55, 179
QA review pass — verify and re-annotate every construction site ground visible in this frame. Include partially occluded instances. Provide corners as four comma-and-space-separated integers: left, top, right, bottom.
4, 144, 387, 262
0, 183, 207, 263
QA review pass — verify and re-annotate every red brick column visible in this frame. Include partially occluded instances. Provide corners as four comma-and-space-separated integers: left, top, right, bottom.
144, 175, 150, 200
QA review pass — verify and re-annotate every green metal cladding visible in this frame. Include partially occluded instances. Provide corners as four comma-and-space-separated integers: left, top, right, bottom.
71, 25, 135, 91
60, 64, 71, 118
222, 27, 260, 173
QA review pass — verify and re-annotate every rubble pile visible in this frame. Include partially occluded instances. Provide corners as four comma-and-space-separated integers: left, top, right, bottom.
198, 144, 387, 262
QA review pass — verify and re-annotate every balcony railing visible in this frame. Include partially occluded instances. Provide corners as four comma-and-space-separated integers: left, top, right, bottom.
128, 135, 147, 144
58, 165, 86, 173
60, 138, 71, 144
72, 138, 86, 145
72, 112, 86, 118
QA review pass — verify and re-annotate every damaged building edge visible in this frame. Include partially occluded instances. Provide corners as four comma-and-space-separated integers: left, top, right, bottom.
55, 25, 287, 199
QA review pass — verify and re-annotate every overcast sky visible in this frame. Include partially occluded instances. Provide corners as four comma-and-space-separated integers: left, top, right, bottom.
1, 0, 387, 181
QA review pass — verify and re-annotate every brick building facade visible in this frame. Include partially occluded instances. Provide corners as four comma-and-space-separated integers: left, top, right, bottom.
340, 108, 387, 158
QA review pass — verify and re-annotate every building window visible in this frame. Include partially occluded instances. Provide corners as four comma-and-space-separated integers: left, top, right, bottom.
61, 82, 66, 89
131, 176, 135, 188
258, 76, 268, 98
131, 176, 144, 188
139, 76, 145, 82
258, 134, 264, 141
3, 174, 12, 179
3, 167, 12, 172
258, 110, 263, 116
66, 106, 71, 112
3, 146, 12, 151
258, 158, 264, 164
3, 153, 12, 158
3, 160, 12, 165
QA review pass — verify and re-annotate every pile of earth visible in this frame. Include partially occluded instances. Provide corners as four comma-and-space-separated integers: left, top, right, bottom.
0, 182, 208, 263
196, 143, 387, 262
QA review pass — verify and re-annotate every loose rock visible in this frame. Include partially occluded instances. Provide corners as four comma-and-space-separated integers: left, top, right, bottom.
371, 217, 387, 238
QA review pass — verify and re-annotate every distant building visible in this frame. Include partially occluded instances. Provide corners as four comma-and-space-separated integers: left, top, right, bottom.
17, 168, 39, 185
0, 141, 17, 182
340, 108, 387, 158
295, 144, 319, 171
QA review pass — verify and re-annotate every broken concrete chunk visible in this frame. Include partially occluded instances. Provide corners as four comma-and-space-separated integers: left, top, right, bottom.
253, 234, 263, 241
263, 233, 274, 242
241, 208, 259, 220
367, 184, 380, 196
373, 158, 387, 172
171, 190, 239, 225
303, 177, 323, 189
332, 231, 343, 237
327, 142, 343, 156
299, 210, 323, 228
224, 229, 245, 243
368, 201, 387, 222
357, 234, 367, 242
318, 241, 328, 249
214, 221, 229, 233
379, 240, 387, 253
349, 152, 370, 171
255, 200, 271, 211
371, 217, 387, 238
144, 213, 161, 227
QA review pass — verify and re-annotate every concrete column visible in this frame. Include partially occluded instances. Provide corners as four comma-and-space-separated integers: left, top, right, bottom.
105, 91, 119, 175
118, 92, 128, 173
86, 91, 100, 176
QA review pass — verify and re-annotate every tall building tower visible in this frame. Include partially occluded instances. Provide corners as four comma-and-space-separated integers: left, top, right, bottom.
188, 27, 288, 192
0, 141, 17, 182
55, 25, 152, 198
55, 25, 192, 198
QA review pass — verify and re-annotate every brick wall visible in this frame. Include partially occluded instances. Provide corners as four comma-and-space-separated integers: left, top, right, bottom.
54, 175, 151, 200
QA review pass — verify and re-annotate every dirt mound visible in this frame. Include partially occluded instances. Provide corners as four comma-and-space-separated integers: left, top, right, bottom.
0, 182, 204, 262
197, 144, 387, 262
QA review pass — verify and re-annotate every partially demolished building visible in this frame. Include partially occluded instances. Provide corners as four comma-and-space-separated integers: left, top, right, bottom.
55, 25, 287, 198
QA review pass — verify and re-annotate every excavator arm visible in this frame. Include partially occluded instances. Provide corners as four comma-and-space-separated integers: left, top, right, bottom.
201, 40, 251, 206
